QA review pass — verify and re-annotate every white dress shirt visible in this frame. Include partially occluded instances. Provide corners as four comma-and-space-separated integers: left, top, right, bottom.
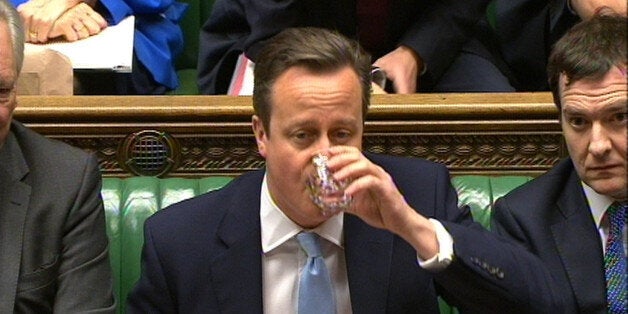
582, 182, 628, 255
260, 175, 353, 314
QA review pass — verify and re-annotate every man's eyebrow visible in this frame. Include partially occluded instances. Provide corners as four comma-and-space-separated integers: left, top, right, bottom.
285, 119, 317, 129
562, 105, 585, 115
562, 101, 628, 116
598, 99, 628, 113
334, 117, 359, 126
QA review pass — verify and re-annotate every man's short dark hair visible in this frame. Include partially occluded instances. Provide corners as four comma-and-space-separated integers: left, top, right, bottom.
548, 14, 627, 109
253, 27, 372, 133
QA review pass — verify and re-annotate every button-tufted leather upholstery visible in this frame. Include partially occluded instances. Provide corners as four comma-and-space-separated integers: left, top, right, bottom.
102, 176, 232, 313
102, 175, 532, 313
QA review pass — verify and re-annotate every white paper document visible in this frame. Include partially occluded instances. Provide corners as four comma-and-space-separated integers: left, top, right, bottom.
25, 16, 135, 72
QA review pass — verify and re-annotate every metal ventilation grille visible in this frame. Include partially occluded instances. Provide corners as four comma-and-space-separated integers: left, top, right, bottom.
119, 130, 179, 177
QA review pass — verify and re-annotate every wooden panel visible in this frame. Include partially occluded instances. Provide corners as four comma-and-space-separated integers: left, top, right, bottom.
14, 92, 565, 177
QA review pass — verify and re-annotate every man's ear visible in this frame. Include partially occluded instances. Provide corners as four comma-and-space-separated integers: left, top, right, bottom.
252, 115, 267, 158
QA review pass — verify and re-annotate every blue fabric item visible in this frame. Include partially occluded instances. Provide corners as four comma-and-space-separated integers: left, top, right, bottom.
604, 202, 627, 314
297, 232, 335, 314
100, 0, 188, 89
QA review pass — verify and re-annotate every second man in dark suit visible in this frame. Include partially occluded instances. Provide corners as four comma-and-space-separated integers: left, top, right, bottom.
492, 14, 627, 313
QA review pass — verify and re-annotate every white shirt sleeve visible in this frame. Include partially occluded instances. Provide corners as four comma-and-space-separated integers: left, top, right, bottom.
417, 219, 454, 271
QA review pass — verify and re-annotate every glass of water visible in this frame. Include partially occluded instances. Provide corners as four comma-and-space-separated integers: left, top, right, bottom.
305, 153, 352, 216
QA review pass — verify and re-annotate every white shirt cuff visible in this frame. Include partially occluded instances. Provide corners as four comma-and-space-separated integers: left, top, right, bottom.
417, 219, 454, 271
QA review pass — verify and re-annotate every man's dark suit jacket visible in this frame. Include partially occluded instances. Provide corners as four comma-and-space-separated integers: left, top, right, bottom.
492, 158, 607, 313
197, 0, 489, 94
0, 121, 115, 313
128, 153, 562, 313
458, 0, 580, 91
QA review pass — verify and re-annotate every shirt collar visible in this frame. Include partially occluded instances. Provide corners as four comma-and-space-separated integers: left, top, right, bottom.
260, 173, 344, 253
581, 181, 615, 228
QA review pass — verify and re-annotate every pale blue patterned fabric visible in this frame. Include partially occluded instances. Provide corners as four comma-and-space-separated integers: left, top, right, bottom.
297, 232, 335, 314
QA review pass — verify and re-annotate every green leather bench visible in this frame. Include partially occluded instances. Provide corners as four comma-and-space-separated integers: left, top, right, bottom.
102, 175, 533, 313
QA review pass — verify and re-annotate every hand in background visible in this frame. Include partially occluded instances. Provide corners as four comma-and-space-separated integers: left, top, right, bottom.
569, 0, 626, 20
18, 0, 81, 43
373, 46, 422, 94
49, 3, 107, 42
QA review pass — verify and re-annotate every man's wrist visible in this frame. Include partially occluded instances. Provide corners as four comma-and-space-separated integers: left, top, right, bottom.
398, 45, 426, 75
417, 219, 454, 271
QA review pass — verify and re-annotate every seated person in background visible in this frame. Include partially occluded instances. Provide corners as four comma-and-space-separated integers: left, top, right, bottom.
128, 27, 564, 313
492, 14, 627, 313
197, 0, 490, 95
0, 1, 115, 312
433, 0, 627, 92
11, 0, 187, 94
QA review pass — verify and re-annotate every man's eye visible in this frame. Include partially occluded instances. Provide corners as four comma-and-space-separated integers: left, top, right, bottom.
292, 131, 315, 142
335, 130, 352, 140
0, 88, 14, 102
568, 117, 588, 128
294, 132, 309, 139
0, 88, 13, 97
611, 112, 628, 124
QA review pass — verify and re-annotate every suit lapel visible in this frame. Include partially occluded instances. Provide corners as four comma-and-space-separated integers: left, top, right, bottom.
0, 132, 30, 313
206, 170, 397, 313
344, 214, 393, 313
550, 170, 606, 312
210, 173, 264, 313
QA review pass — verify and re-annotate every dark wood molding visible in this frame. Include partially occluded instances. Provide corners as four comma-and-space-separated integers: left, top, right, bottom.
14, 93, 565, 177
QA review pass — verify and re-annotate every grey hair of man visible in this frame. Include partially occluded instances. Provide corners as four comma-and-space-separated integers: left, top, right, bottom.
547, 14, 627, 110
252, 27, 373, 134
0, 0, 24, 74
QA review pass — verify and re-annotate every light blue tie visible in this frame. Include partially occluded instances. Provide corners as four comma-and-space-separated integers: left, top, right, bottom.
604, 202, 627, 314
297, 232, 336, 314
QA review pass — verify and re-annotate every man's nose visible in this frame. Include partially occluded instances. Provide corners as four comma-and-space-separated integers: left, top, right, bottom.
314, 136, 332, 151
588, 122, 612, 157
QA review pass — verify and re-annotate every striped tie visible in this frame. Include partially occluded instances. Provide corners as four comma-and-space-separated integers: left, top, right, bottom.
604, 202, 627, 314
